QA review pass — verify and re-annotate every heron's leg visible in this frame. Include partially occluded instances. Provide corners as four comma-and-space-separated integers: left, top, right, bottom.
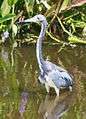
69, 86, 72, 92
45, 83, 50, 93
54, 86, 59, 96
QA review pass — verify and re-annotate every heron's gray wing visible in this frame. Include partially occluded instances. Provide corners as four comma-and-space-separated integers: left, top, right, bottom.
45, 61, 67, 72
47, 70, 73, 88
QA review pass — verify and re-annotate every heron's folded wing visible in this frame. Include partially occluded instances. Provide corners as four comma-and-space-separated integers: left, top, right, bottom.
45, 61, 67, 72
48, 70, 73, 88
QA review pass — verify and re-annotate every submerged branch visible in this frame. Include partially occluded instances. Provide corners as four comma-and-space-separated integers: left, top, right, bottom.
46, 30, 62, 43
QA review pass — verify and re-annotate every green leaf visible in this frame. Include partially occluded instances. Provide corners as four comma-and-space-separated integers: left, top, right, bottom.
1, 0, 11, 17
13, 41, 17, 48
73, 21, 86, 28
60, 0, 70, 12
0, 14, 15, 23
12, 24, 17, 35
8, 0, 18, 6
24, 0, 35, 13
68, 36, 86, 44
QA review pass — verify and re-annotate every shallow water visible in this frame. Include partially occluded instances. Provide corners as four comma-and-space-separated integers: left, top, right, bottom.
0, 44, 86, 119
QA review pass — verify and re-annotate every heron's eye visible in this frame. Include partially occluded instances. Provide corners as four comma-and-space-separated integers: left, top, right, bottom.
37, 17, 40, 20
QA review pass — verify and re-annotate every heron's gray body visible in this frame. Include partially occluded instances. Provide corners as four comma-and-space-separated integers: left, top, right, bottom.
19, 14, 73, 96
38, 60, 73, 95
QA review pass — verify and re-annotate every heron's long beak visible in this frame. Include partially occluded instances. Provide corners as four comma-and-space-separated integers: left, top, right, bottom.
17, 17, 37, 24
24, 17, 36, 23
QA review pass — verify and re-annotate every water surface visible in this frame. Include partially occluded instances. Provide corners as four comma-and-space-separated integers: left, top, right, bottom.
0, 44, 86, 119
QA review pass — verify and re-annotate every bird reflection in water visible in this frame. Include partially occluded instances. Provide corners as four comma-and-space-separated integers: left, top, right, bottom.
38, 93, 73, 119
19, 91, 28, 117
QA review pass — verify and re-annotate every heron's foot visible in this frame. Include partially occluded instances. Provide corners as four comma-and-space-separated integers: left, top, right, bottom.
69, 86, 72, 92
54, 87, 59, 96
45, 83, 50, 93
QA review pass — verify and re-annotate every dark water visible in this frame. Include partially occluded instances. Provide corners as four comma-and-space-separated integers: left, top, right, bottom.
0, 44, 86, 119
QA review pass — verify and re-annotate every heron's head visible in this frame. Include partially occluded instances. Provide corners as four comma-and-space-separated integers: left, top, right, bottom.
18, 14, 48, 26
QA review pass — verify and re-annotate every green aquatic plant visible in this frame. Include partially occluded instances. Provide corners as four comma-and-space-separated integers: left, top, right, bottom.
68, 36, 86, 44
0, 0, 86, 45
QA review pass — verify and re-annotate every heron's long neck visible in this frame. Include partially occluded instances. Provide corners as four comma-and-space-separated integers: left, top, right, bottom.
36, 22, 46, 72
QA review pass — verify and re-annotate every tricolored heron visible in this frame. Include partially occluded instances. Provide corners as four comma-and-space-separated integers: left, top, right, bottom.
18, 14, 73, 96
